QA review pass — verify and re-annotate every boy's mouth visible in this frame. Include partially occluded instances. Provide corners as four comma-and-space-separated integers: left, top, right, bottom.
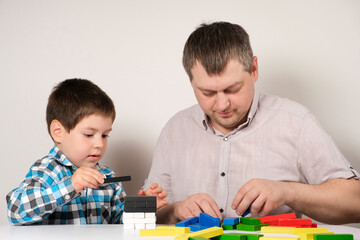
88, 154, 100, 160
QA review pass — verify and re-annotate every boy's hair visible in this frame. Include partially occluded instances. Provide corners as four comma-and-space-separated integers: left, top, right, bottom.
182, 21, 254, 80
46, 79, 116, 135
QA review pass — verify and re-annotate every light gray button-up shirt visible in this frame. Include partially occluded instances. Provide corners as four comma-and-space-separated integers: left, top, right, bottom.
144, 92, 359, 217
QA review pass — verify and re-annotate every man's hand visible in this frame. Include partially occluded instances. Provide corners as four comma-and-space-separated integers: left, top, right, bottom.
231, 179, 292, 216
175, 193, 222, 221
71, 167, 105, 193
138, 182, 169, 210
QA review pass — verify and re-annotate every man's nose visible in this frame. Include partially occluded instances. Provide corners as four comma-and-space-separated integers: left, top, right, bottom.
215, 92, 230, 111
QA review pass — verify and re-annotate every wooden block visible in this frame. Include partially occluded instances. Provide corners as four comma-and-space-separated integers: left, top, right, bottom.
176, 216, 199, 227
156, 226, 191, 234
175, 227, 223, 240
199, 212, 221, 227
140, 229, 176, 236
236, 223, 262, 231
222, 224, 235, 230
189, 237, 210, 240
278, 219, 312, 227
298, 232, 334, 240
260, 226, 296, 234
313, 234, 353, 240
240, 217, 261, 225
293, 228, 328, 234
259, 237, 299, 240
223, 217, 240, 225
256, 213, 296, 224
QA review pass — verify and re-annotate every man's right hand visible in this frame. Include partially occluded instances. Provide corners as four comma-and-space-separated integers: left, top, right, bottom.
71, 167, 105, 193
175, 193, 222, 220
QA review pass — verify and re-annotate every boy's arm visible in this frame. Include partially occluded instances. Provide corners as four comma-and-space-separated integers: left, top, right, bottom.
108, 182, 126, 224
6, 172, 79, 225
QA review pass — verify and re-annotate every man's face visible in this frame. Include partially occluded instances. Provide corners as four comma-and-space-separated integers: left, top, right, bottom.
191, 58, 258, 135
59, 114, 113, 168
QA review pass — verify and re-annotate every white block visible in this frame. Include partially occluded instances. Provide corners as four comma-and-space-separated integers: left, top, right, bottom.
135, 223, 146, 229
123, 217, 156, 224
145, 212, 156, 218
145, 223, 156, 229
123, 212, 134, 219
133, 212, 145, 218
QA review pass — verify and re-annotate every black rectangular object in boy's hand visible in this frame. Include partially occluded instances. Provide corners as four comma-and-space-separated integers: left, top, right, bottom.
103, 176, 131, 183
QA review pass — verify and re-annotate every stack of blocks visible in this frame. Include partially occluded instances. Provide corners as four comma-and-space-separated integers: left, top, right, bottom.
175, 213, 221, 232
123, 196, 156, 230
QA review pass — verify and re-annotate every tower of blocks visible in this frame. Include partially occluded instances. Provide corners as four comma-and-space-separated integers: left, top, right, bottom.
138, 212, 354, 240
123, 196, 156, 230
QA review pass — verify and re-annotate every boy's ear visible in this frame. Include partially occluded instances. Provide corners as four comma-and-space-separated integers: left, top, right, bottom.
50, 120, 65, 143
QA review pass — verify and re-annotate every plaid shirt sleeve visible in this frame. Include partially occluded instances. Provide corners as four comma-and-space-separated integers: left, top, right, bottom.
6, 158, 79, 225
109, 182, 126, 224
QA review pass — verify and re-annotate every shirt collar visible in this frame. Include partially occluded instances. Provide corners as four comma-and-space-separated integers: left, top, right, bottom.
200, 90, 259, 136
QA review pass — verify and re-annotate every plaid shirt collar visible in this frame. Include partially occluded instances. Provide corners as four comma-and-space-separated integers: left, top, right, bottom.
48, 146, 113, 176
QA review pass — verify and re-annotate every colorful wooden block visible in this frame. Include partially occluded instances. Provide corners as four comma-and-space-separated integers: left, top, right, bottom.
236, 223, 262, 231
242, 203, 252, 217
259, 237, 299, 240
190, 223, 210, 232
256, 213, 296, 224
313, 234, 353, 240
260, 226, 296, 234
278, 218, 312, 227
240, 217, 261, 225
175, 227, 223, 240
293, 228, 329, 234
140, 229, 176, 236
124, 196, 156, 212
223, 217, 240, 225
199, 212, 221, 227
298, 232, 334, 240
156, 226, 191, 234
189, 237, 210, 240
217, 233, 247, 240
176, 216, 199, 227
222, 224, 235, 230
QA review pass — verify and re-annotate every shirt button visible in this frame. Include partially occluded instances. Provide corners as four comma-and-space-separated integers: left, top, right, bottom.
64, 195, 70, 200
220, 208, 224, 213
221, 172, 225, 177
223, 137, 228, 141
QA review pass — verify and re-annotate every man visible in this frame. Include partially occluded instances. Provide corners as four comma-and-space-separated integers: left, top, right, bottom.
143, 21, 360, 224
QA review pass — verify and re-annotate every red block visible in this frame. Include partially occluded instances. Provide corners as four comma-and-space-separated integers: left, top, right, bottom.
278, 218, 312, 227
311, 223, 318, 228
256, 213, 296, 224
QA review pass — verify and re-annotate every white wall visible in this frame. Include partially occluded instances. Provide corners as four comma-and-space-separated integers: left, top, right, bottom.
1, 0, 359, 226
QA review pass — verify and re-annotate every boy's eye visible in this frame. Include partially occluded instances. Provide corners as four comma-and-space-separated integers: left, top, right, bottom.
102, 134, 109, 138
84, 134, 93, 137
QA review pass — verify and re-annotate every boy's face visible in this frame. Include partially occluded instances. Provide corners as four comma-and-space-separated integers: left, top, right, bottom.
57, 114, 113, 169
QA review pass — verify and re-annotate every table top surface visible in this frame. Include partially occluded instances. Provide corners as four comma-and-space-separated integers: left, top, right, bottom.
0, 224, 359, 240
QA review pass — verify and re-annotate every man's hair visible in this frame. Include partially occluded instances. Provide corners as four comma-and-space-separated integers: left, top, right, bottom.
183, 21, 254, 80
46, 79, 116, 134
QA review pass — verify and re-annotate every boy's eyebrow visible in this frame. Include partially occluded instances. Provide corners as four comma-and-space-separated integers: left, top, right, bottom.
84, 127, 112, 132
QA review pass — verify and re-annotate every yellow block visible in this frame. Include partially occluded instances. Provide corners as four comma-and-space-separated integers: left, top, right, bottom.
174, 227, 223, 240
139, 229, 176, 236
293, 228, 328, 234
156, 226, 191, 234
261, 226, 296, 234
259, 237, 299, 240
298, 232, 334, 240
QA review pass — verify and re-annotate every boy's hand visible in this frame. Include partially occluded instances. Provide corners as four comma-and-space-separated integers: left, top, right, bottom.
71, 167, 105, 193
138, 182, 169, 210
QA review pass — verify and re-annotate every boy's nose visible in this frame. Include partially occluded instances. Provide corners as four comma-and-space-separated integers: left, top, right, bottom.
94, 136, 104, 148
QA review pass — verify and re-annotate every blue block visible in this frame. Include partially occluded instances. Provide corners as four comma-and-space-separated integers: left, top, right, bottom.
189, 223, 211, 232
199, 212, 221, 227
175, 216, 199, 227
242, 203, 252, 217
223, 217, 240, 225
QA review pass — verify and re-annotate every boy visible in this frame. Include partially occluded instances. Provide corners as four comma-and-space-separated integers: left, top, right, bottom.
6, 79, 167, 225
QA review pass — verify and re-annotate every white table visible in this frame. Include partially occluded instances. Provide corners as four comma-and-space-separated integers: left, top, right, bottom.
0, 224, 359, 240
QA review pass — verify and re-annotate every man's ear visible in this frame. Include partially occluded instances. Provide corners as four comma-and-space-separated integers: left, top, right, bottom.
251, 56, 259, 83
50, 120, 65, 144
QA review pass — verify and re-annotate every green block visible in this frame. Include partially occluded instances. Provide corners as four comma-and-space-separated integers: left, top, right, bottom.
222, 224, 235, 230
314, 234, 353, 240
244, 234, 264, 240
189, 237, 210, 240
235, 223, 261, 231
240, 217, 261, 225
218, 233, 247, 240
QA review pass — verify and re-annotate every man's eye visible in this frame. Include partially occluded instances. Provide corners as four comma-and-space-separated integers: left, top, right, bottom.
202, 91, 215, 96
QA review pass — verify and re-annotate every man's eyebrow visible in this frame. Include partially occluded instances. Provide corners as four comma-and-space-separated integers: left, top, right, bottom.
197, 82, 242, 92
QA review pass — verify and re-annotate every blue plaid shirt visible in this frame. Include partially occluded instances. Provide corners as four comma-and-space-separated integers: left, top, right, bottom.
6, 146, 126, 225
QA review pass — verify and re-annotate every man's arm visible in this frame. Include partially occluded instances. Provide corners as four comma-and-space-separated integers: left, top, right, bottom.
232, 177, 360, 224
